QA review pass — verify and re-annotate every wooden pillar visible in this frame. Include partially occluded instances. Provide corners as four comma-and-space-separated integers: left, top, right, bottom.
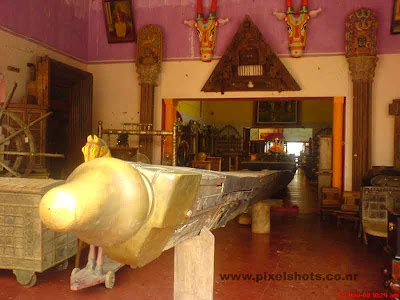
139, 83, 155, 160
389, 100, 400, 168
136, 25, 163, 163
332, 97, 344, 196
174, 227, 214, 300
164, 98, 177, 154
345, 8, 377, 192
347, 56, 378, 191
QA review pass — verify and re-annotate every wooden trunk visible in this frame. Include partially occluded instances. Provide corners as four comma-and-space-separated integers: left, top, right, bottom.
0, 178, 76, 287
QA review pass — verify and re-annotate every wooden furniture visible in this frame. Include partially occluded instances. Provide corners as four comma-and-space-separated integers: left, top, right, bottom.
14, 56, 93, 179
191, 157, 222, 172
215, 125, 242, 154
320, 187, 341, 220
317, 135, 333, 202
379, 188, 400, 292
109, 147, 138, 161
215, 125, 241, 171
0, 178, 76, 287
191, 161, 212, 170
335, 211, 360, 231
206, 157, 222, 172
219, 153, 239, 171
361, 186, 388, 245
334, 191, 360, 229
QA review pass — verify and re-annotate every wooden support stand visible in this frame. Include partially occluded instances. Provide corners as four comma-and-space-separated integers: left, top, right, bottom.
252, 201, 271, 234
174, 227, 215, 300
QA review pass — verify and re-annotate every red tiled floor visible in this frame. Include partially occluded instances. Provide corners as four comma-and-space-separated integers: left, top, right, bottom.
0, 169, 388, 299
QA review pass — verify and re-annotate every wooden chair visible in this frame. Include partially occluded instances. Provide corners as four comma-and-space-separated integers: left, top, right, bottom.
361, 187, 388, 244
334, 191, 360, 230
320, 187, 341, 220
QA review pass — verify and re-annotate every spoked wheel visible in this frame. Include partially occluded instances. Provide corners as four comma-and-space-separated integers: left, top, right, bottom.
0, 83, 64, 177
0, 112, 35, 177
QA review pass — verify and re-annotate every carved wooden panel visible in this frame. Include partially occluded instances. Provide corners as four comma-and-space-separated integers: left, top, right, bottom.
345, 8, 377, 58
202, 15, 300, 94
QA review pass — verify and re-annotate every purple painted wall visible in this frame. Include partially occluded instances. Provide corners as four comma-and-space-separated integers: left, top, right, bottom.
88, 0, 400, 62
0, 0, 89, 61
1, 0, 399, 62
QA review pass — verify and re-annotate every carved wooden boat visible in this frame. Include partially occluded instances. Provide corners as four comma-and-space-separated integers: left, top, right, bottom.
39, 158, 294, 268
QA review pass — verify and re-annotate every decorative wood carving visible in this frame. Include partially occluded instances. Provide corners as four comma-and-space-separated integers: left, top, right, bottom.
272, 0, 322, 58
136, 25, 163, 161
389, 99, 400, 168
347, 56, 378, 82
202, 15, 300, 94
183, 0, 229, 62
345, 8, 378, 191
136, 25, 162, 86
346, 9, 377, 58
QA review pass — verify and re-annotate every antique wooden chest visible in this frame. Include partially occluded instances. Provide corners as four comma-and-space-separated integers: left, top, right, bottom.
0, 178, 77, 287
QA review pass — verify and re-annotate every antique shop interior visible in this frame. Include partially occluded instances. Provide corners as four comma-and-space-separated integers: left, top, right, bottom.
1, 0, 400, 299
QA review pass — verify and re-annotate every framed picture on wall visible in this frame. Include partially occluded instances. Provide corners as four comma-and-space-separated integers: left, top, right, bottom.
255, 100, 298, 125
103, 0, 137, 43
392, 0, 400, 34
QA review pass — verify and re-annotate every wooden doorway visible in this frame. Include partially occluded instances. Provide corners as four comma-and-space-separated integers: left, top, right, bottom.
163, 97, 345, 194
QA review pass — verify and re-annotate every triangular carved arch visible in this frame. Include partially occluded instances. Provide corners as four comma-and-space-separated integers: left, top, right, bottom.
202, 15, 300, 94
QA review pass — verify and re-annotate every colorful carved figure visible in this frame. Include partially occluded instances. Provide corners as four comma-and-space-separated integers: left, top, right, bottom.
345, 8, 377, 57
184, 0, 229, 62
273, 0, 322, 58
80, 135, 111, 276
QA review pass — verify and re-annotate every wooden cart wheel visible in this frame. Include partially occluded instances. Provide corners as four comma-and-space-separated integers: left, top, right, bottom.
0, 112, 35, 177
13, 270, 37, 288
105, 271, 116, 289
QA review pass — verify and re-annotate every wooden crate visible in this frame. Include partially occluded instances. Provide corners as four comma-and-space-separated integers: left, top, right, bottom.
0, 178, 76, 287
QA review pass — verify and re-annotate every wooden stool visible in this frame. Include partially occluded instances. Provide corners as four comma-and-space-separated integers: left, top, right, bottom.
252, 201, 271, 234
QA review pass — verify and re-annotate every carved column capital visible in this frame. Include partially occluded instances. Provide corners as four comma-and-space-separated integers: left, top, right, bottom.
136, 64, 161, 86
347, 56, 378, 82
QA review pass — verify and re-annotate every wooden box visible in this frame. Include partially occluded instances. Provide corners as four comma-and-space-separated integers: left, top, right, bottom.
0, 178, 77, 287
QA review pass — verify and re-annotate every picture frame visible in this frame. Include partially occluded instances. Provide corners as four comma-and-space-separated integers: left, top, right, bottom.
255, 100, 298, 125
103, 0, 136, 43
392, 0, 400, 34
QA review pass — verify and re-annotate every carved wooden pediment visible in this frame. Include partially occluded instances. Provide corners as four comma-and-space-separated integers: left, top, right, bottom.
202, 15, 300, 94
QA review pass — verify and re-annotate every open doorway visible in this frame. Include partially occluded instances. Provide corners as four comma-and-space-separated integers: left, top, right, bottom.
163, 97, 345, 213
